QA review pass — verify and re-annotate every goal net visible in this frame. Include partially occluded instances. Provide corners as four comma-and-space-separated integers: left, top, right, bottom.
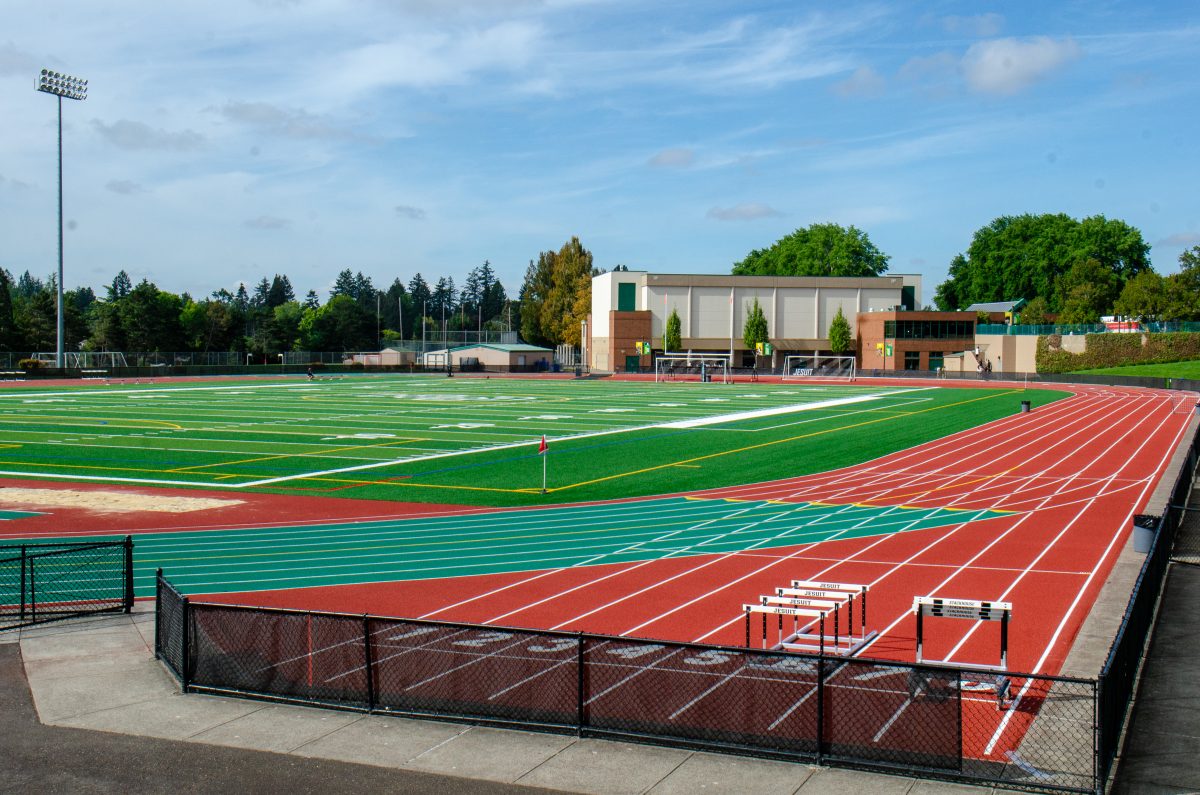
783, 355, 856, 382
654, 355, 731, 383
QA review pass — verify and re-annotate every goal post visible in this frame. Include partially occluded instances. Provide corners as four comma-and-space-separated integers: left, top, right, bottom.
654, 354, 731, 383
783, 354, 856, 382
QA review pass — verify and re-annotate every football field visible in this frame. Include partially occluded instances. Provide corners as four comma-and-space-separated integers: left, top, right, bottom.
0, 374, 1060, 506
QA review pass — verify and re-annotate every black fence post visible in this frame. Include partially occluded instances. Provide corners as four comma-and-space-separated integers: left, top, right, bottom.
180, 596, 191, 694
1094, 679, 1103, 795
816, 654, 825, 765
29, 556, 36, 622
123, 535, 134, 613
363, 615, 375, 711
19, 545, 26, 623
576, 633, 586, 737
154, 568, 162, 660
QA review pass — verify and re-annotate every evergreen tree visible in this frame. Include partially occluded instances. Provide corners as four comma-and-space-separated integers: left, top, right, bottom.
108, 270, 133, 301
665, 308, 682, 352
0, 269, 18, 350
331, 269, 356, 298
742, 297, 768, 352
828, 306, 853, 354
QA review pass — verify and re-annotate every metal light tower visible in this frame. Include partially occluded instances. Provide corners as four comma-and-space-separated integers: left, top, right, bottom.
37, 68, 88, 369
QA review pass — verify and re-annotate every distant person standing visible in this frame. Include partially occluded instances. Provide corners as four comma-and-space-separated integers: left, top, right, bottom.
306, 366, 314, 381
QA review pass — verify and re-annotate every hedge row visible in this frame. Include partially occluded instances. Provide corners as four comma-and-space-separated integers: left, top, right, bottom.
1037, 332, 1200, 373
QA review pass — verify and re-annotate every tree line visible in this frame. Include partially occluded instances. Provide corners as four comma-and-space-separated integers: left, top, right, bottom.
724, 217, 1200, 324
0, 260, 517, 356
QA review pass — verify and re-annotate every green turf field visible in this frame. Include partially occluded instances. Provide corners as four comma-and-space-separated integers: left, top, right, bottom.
0, 375, 1065, 507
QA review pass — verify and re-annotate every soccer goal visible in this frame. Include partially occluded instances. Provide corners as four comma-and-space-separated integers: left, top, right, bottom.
654, 354, 732, 383
783, 355, 856, 381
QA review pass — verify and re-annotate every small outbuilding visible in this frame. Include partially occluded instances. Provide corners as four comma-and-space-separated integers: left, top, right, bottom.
446, 343, 554, 372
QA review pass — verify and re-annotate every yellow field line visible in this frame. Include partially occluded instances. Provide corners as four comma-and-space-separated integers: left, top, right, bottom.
547, 390, 1020, 494
166, 438, 429, 473
852, 467, 1021, 509
0, 416, 184, 430
0, 460, 200, 477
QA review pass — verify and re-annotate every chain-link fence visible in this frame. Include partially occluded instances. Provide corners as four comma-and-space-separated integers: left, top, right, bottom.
154, 568, 187, 683
1096, 420, 1199, 789
155, 575, 1101, 792
1, 537, 133, 631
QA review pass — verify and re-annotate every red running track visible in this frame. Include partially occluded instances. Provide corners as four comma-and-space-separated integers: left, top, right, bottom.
219, 385, 1190, 681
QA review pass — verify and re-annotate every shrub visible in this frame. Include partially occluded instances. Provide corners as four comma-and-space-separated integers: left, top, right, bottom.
17, 358, 41, 370
1036, 332, 1200, 373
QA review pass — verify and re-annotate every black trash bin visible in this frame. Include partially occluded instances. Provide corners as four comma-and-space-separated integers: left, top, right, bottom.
1020, 400, 1031, 413
1132, 514, 1160, 553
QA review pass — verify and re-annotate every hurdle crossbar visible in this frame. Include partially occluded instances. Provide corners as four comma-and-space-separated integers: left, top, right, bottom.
744, 603, 831, 655
788, 580, 875, 651
912, 595, 1013, 709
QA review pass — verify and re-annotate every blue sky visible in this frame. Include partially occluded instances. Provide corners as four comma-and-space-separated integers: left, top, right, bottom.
1, 1, 1197, 307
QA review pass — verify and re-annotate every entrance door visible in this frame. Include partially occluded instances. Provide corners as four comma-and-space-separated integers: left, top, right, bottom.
625, 355, 641, 373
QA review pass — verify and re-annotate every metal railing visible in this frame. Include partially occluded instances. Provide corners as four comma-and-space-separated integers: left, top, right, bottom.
1, 537, 133, 631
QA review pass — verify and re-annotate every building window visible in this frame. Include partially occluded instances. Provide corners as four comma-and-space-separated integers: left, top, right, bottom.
904, 351, 921, 371
883, 320, 974, 340
929, 351, 943, 372
618, 282, 636, 312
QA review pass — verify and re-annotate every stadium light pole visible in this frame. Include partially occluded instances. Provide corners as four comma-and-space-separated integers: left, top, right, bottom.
36, 69, 88, 370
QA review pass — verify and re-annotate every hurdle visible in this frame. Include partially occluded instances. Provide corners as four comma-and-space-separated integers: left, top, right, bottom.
912, 595, 1013, 709
743, 580, 877, 657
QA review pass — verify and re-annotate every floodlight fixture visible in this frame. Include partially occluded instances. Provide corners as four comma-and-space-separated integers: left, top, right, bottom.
36, 67, 88, 369
37, 69, 89, 101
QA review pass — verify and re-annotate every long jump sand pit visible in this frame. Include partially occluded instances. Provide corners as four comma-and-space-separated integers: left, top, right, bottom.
0, 487, 243, 514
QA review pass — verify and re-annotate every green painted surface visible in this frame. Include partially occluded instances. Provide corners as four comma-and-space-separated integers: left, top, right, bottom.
0, 510, 42, 520
22, 497, 1010, 598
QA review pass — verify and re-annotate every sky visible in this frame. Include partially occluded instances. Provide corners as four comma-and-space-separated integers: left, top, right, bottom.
1, 1, 1198, 307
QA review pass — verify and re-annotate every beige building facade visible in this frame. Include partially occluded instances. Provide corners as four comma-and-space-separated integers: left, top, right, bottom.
589, 271, 921, 372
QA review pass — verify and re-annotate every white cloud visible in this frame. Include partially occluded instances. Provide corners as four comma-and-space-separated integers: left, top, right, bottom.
833, 65, 885, 98
322, 21, 542, 96
707, 203, 781, 221
941, 14, 1004, 38
648, 148, 694, 168
217, 101, 351, 140
961, 36, 1081, 95
1156, 232, 1200, 247
106, 179, 145, 195
91, 120, 205, 151
897, 51, 960, 95
0, 41, 38, 76
245, 215, 291, 230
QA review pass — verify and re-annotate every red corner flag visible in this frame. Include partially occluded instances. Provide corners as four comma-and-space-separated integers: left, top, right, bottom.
538, 435, 548, 454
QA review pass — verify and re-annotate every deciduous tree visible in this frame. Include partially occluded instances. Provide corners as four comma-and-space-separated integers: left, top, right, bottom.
933, 214, 1150, 312
732, 223, 889, 277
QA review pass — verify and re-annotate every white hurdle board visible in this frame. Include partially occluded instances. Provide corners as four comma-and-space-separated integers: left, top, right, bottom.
912, 595, 1013, 710
743, 580, 877, 657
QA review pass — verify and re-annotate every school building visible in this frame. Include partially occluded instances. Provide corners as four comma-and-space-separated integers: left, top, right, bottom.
587, 271, 928, 373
